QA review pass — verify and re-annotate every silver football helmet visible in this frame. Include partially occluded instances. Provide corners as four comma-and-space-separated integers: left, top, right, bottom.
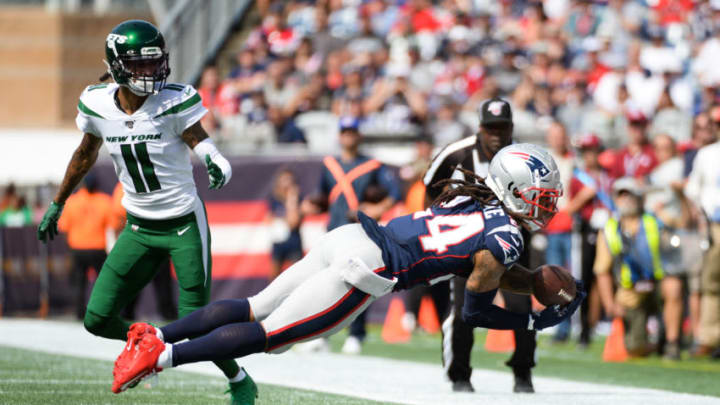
485, 143, 563, 231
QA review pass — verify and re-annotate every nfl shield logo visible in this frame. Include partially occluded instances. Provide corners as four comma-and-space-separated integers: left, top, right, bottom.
125, 121, 134, 129
488, 101, 505, 116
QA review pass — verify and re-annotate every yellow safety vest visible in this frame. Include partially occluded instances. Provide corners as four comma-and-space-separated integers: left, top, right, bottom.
604, 214, 664, 289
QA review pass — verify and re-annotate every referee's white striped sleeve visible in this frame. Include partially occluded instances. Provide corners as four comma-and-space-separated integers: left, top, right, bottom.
423, 135, 476, 186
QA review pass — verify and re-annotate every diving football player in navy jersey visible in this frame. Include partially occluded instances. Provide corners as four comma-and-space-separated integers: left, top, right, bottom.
112, 143, 585, 401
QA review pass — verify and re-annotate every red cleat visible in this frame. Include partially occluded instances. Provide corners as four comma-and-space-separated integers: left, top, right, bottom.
128, 322, 157, 341
114, 323, 158, 380
112, 334, 165, 394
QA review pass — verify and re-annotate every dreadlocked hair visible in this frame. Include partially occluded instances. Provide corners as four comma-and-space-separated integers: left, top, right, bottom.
431, 168, 534, 226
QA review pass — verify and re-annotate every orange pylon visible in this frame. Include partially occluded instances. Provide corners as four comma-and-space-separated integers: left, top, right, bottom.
485, 329, 515, 353
602, 317, 628, 362
381, 297, 411, 343
418, 296, 440, 334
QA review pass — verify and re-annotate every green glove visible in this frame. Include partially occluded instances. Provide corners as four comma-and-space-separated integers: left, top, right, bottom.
37, 201, 64, 243
205, 155, 225, 189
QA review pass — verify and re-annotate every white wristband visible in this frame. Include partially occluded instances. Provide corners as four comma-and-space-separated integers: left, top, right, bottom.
193, 138, 232, 185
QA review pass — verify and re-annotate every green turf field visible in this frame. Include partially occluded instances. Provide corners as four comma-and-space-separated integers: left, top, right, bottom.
2, 325, 719, 405
327, 326, 720, 397
0, 345, 394, 405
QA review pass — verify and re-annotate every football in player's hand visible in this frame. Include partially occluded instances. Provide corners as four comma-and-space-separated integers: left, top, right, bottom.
533, 265, 577, 306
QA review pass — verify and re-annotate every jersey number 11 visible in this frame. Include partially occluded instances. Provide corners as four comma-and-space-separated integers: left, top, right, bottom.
120, 142, 161, 193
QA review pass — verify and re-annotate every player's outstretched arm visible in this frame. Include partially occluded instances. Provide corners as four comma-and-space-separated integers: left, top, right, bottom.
499, 263, 536, 295
461, 250, 531, 330
38, 133, 102, 242
183, 122, 232, 189
462, 250, 585, 331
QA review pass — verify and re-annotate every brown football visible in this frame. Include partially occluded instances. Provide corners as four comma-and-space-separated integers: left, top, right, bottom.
532, 265, 577, 306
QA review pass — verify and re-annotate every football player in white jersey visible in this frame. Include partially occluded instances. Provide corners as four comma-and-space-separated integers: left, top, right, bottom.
36, 20, 255, 404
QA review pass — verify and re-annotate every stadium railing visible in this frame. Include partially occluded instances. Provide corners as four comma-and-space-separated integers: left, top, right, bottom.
161, 0, 251, 85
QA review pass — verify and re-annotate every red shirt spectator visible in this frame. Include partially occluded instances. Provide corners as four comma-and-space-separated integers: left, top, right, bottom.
652, 0, 693, 26
613, 143, 658, 179
610, 110, 658, 179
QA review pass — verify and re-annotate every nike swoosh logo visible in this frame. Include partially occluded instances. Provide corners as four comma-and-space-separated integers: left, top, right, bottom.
177, 226, 191, 236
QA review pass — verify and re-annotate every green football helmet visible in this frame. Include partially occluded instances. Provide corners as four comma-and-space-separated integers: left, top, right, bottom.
104, 20, 170, 96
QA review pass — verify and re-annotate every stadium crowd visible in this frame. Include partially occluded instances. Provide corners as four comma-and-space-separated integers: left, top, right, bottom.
3, 0, 720, 360
193, 0, 720, 359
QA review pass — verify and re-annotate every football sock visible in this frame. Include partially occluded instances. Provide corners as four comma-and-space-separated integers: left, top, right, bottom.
172, 322, 266, 366
228, 368, 247, 383
157, 344, 173, 369
214, 359, 241, 380
161, 299, 252, 343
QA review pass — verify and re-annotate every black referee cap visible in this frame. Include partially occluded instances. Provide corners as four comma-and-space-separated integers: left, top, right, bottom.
480, 97, 513, 126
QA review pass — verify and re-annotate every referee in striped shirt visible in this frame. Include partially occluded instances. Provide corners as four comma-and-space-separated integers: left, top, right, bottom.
423, 98, 536, 393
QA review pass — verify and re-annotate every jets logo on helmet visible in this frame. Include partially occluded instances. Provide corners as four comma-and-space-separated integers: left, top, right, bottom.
509, 151, 551, 178
104, 20, 170, 96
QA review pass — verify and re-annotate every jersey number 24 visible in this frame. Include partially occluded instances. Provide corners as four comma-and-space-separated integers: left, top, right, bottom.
415, 209, 485, 254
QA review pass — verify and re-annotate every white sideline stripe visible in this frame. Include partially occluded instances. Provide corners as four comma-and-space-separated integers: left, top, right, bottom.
0, 319, 718, 405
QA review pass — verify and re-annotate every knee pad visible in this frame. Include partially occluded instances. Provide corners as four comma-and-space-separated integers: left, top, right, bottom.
83, 310, 109, 336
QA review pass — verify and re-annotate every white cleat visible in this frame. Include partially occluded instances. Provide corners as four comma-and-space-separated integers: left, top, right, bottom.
341, 335, 362, 355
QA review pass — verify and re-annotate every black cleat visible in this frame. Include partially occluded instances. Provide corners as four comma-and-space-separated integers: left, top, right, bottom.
452, 380, 475, 393
512, 368, 534, 393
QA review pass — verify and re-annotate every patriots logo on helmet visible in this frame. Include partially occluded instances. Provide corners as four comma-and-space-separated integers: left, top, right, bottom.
494, 234, 520, 265
509, 152, 550, 177
487, 101, 505, 116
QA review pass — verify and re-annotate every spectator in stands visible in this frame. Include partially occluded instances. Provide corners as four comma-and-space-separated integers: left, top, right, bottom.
563, 1, 600, 43
544, 122, 575, 342
492, 46, 525, 96
264, 59, 299, 109
611, 109, 657, 179
0, 184, 32, 228
685, 114, 720, 358
301, 116, 401, 354
57, 173, 113, 320
426, 99, 471, 147
646, 135, 688, 228
649, 88, 692, 143
363, 66, 428, 135
327, 0, 361, 40
684, 110, 719, 178
332, 65, 367, 117
197, 66, 221, 133
268, 106, 306, 144
565, 134, 613, 347
268, 168, 303, 280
